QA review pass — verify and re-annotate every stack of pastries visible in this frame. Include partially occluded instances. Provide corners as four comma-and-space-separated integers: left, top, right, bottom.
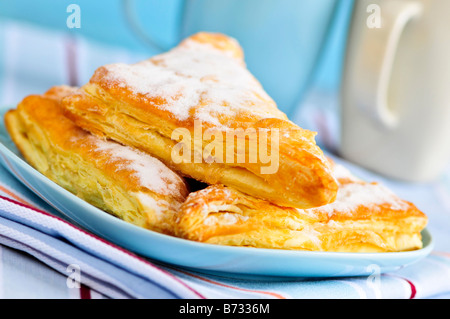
4, 32, 427, 252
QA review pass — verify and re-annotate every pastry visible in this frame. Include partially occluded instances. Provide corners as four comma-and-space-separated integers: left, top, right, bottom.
61, 32, 338, 209
4, 86, 189, 234
174, 162, 428, 252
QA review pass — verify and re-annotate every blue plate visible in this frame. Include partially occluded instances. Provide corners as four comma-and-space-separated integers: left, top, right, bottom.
0, 106, 433, 278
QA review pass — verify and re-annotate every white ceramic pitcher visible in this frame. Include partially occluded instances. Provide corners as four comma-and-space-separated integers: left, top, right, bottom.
340, 0, 450, 182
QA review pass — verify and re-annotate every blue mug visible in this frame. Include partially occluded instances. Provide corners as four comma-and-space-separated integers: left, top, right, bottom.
179, 0, 346, 115
132, 0, 352, 115
0, 0, 352, 115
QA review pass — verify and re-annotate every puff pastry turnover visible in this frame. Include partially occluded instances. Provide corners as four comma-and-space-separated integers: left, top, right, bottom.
174, 162, 428, 252
62, 32, 338, 209
4, 86, 189, 234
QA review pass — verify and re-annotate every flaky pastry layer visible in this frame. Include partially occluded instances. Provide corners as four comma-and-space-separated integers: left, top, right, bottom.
4, 86, 189, 234
62, 32, 338, 209
175, 164, 428, 252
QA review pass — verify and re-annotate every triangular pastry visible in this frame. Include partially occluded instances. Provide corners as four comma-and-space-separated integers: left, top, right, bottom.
62, 32, 338, 209
4, 86, 189, 234
174, 162, 427, 252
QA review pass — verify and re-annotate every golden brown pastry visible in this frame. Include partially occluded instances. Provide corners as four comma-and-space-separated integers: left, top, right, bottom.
61, 32, 338, 209
4, 86, 189, 234
174, 163, 428, 252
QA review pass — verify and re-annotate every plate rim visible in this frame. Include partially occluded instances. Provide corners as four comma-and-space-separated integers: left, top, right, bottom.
0, 136, 434, 257
0, 113, 434, 277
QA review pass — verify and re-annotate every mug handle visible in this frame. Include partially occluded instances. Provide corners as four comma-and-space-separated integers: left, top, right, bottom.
355, 0, 422, 128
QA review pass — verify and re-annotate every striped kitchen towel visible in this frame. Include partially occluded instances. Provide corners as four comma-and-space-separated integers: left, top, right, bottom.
1, 157, 450, 299
0, 169, 204, 299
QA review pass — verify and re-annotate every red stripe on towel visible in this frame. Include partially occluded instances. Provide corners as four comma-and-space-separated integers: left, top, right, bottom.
174, 268, 287, 299
80, 285, 91, 299
384, 274, 417, 299
0, 194, 205, 299
0, 184, 34, 207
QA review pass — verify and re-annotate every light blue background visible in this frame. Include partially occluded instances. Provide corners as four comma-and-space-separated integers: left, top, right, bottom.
0, 0, 353, 115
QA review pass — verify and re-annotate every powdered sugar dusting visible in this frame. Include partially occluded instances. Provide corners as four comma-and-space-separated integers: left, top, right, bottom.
204, 212, 249, 226
305, 165, 410, 217
88, 136, 184, 196
100, 38, 282, 128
